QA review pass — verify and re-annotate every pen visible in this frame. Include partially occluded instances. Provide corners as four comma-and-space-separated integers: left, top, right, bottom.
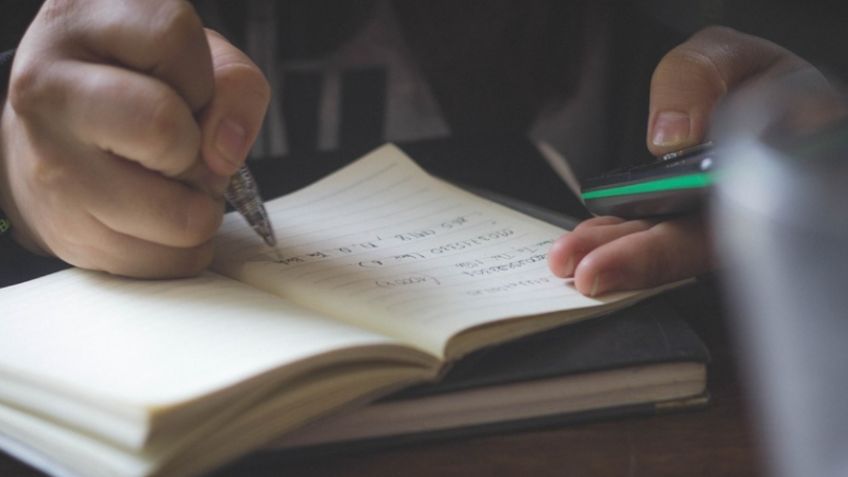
224, 165, 281, 259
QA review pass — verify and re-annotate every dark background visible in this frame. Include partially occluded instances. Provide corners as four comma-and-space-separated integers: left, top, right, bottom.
3, 1, 848, 174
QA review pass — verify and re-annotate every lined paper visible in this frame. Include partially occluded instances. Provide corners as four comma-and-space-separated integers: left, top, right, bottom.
213, 145, 630, 355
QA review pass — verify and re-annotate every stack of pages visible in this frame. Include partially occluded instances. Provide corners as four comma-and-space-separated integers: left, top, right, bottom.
0, 145, 706, 476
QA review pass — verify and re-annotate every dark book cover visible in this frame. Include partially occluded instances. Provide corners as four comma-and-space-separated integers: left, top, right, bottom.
392, 295, 710, 401
218, 293, 710, 472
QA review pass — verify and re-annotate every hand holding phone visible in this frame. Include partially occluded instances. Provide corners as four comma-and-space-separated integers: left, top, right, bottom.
581, 143, 716, 219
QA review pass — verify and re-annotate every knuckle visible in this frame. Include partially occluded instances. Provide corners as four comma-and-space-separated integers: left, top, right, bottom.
176, 195, 223, 246
174, 243, 215, 277
97, 255, 144, 279
663, 26, 804, 104
241, 66, 272, 104
147, 90, 181, 134
59, 245, 97, 271
250, 71, 272, 108
51, 222, 106, 272
657, 48, 728, 96
145, 92, 197, 174
8, 59, 48, 117
125, 246, 214, 279
157, 242, 214, 278
560, 233, 589, 255
152, 1, 202, 50
215, 61, 272, 110
673, 47, 719, 76
40, 0, 76, 24
643, 231, 679, 286
184, 243, 214, 275
102, 243, 212, 279
28, 147, 70, 190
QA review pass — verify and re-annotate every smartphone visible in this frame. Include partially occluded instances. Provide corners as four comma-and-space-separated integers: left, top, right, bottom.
581, 143, 716, 219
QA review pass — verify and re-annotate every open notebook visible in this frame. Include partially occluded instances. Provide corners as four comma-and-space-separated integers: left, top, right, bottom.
0, 145, 692, 477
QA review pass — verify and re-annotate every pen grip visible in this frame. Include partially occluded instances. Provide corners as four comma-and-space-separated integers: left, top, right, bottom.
225, 165, 277, 247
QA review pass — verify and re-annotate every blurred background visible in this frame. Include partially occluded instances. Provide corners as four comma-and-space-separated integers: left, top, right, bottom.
3, 0, 848, 216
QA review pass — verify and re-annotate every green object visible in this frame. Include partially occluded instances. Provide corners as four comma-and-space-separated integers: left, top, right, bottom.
581, 172, 713, 200
0, 217, 9, 235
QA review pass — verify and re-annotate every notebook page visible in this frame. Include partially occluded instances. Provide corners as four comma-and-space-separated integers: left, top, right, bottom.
0, 269, 409, 419
213, 145, 639, 357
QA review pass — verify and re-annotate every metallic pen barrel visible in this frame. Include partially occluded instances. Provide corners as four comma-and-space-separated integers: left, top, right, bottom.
224, 165, 277, 248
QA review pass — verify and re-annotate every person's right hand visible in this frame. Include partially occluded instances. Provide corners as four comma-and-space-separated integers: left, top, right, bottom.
0, 0, 270, 278
548, 26, 833, 296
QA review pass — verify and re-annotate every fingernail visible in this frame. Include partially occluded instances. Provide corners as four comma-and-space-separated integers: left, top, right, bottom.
590, 275, 601, 297
589, 272, 620, 297
560, 256, 575, 277
651, 111, 691, 148
215, 118, 247, 168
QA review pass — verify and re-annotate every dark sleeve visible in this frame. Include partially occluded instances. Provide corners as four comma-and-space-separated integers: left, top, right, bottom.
0, 239, 68, 288
0, 49, 13, 85
0, 46, 69, 288
0, 1, 42, 51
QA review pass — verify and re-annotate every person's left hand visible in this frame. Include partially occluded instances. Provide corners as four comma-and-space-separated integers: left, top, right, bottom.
548, 26, 815, 296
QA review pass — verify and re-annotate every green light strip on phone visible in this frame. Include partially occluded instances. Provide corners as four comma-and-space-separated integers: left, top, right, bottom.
581, 172, 713, 200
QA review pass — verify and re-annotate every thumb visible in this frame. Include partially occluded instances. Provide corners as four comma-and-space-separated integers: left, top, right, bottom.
647, 26, 807, 156
199, 29, 271, 177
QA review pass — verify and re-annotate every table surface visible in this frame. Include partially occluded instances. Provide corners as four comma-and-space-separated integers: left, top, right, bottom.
0, 279, 765, 477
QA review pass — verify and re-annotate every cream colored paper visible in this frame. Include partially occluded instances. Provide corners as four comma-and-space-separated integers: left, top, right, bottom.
0, 268, 421, 450
213, 145, 634, 356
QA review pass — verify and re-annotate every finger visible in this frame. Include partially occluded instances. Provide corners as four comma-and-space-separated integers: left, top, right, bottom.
42, 61, 201, 178
572, 216, 711, 296
572, 215, 627, 231
15, 172, 215, 279
82, 149, 224, 248
64, 219, 215, 278
548, 219, 654, 277
47, 0, 214, 111
199, 29, 271, 176
647, 26, 807, 156
10, 57, 228, 199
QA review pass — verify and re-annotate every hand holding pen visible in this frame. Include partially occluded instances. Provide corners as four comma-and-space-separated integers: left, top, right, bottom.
0, 2, 271, 278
